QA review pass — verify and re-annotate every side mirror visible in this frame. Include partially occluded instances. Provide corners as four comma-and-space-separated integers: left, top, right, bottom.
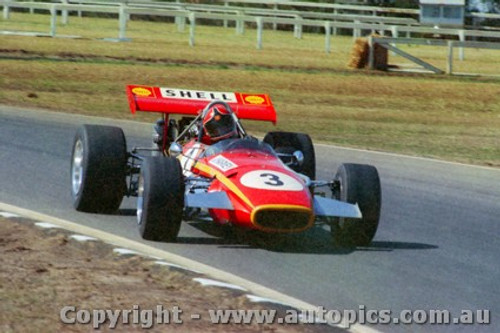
169, 142, 183, 157
293, 150, 304, 167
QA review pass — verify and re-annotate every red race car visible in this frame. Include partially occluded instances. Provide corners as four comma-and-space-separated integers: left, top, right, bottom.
70, 86, 381, 247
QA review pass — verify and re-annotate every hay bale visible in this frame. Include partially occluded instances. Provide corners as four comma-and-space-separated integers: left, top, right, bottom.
348, 34, 388, 71
348, 37, 369, 69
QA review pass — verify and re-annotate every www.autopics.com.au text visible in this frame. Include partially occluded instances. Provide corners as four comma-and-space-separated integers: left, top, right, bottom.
60, 305, 491, 329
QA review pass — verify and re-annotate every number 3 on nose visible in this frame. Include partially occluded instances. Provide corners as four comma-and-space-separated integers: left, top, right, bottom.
260, 173, 284, 186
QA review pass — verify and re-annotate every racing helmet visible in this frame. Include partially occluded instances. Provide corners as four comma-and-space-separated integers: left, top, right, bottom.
202, 106, 237, 143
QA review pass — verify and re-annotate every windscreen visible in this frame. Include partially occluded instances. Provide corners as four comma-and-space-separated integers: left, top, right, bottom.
203, 138, 275, 157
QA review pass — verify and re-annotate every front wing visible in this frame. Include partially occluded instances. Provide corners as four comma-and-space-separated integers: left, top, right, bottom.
313, 196, 362, 219
185, 191, 234, 210
185, 192, 362, 219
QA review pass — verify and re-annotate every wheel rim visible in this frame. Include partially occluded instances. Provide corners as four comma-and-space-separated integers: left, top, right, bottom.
136, 175, 144, 225
71, 140, 84, 196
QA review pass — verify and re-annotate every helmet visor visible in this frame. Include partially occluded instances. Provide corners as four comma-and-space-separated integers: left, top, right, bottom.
204, 113, 236, 138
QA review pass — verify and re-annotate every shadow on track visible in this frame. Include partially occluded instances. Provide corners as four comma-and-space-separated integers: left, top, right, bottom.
358, 241, 439, 251
184, 220, 439, 255
119, 209, 438, 254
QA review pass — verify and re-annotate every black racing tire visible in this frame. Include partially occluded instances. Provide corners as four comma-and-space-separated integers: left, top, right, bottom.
137, 157, 184, 242
263, 131, 316, 180
70, 125, 127, 213
331, 163, 381, 247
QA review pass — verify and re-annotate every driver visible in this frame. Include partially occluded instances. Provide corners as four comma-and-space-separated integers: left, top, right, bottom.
174, 104, 240, 171
201, 105, 238, 144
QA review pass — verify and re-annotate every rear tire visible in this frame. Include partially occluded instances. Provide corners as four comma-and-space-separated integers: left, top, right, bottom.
71, 125, 127, 213
137, 157, 184, 242
331, 163, 381, 247
263, 131, 316, 180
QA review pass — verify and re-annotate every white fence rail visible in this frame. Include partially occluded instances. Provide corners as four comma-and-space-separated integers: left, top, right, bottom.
5, 0, 500, 24
369, 37, 500, 75
2, 0, 500, 55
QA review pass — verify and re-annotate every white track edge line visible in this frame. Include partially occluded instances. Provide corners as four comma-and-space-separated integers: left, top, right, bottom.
0, 201, 383, 333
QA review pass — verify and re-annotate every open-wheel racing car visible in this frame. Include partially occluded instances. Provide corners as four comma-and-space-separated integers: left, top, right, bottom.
70, 86, 381, 247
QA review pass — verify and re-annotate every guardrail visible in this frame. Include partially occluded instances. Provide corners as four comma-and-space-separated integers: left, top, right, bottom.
219, 0, 420, 15
40, 0, 421, 33
6, 0, 500, 25
2, 0, 500, 55
369, 37, 500, 75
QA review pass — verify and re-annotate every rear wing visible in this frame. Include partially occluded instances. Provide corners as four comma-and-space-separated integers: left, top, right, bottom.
126, 85, 277, 124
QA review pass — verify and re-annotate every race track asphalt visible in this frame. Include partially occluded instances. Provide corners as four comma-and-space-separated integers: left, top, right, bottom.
1, 105, 498, 332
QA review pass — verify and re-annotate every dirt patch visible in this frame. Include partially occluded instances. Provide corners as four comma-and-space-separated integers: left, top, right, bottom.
0, 216, 338, 332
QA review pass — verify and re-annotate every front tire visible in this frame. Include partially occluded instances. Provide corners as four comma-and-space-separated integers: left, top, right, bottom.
331, 163, 381, 247
263, 131, 316, 180
137, 157, 184, 242
71, 125, 127, 213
